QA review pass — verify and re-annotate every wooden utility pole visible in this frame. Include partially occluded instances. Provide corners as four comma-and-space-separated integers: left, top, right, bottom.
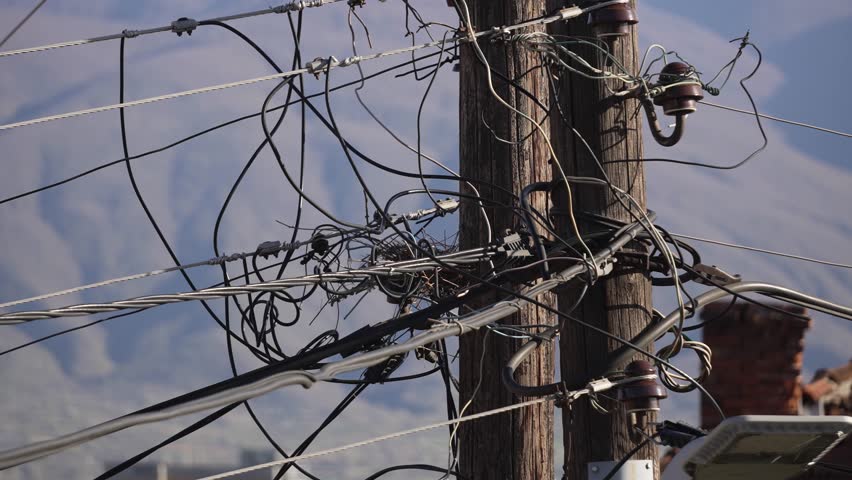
547, 1, 659, 479
457, 1, 555, 478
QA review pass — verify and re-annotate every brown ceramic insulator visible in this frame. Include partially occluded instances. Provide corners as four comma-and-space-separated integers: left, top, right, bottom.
587, 3, 638, 38
618, 360, 668, 414
653, 61, 704, 116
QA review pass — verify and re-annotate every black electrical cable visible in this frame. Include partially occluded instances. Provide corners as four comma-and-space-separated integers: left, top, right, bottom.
316, 58, 720, 410
94, 295, 467, 480
414, 31, 452, 211
94, 404, 239, 480
30, 25, 729, 471
118, 37, 266, 359
364, 464, 467, 479
0, 310, 140, 358
326, 365, 440, 384
274, 382, 369, 479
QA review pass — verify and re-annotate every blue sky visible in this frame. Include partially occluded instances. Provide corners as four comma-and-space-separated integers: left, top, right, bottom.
0, 1, 850, 479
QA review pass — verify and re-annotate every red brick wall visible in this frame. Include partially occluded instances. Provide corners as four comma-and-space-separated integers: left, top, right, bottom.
699, 302, 811, 429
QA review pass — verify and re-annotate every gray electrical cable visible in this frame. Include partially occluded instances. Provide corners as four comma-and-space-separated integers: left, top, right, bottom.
0, 1, 626, 131
670, 233, 852, 270
605, 281, 852, 373
0, 248, 490, 324
700, 101, 852, 139
0, 238, 606, 469
0, 0, 345, 58
0, 199, 459, 310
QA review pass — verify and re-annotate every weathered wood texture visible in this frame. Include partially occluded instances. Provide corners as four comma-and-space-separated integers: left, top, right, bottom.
457, 1, 555, 479
546, 1, 659, 479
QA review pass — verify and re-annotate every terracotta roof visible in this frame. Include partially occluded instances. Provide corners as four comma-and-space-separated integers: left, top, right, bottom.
802, 360, 852, 413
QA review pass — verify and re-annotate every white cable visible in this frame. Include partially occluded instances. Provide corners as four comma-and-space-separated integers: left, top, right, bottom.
0, 0, 48, 49
699, 101, 852, 139
195, 396, 553, 480
671, 233, 852, 270
0, 0, 345, 58
0, 3, 615, 132
0, 70, 308, 131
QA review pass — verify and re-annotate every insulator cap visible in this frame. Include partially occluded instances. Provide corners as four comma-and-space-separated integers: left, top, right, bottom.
618, 360, 668, 414
653, 61, 704, 116
587, 4, 638, 38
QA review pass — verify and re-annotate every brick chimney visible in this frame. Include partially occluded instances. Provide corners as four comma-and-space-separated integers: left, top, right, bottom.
699, 302, 811, 429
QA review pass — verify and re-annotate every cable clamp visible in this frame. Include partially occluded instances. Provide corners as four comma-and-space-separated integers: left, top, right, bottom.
693, 264, 741, 286
306, 56, 338, 77
171, 17, 199, 37
122, 29, 140, 39
256, 240, 283, 259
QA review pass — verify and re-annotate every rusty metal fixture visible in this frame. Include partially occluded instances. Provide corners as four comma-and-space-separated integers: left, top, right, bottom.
587, 3, 638, 39
653, 61, 704, 116
617, 360, 668, 430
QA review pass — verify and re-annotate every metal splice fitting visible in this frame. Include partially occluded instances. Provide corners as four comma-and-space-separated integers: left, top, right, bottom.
653, 62, 704, 116
587, 3, 638, 39
617, 360, 667, 430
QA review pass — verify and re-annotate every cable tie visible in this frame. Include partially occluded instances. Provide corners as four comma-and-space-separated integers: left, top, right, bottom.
171, 17, 199, 37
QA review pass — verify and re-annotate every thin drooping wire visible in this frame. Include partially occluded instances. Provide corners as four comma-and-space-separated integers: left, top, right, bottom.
0, 310, 139, 358
118, 37, 264, 357
0, 0, 47, 49
700, 101, 852, 139
0, 4, 740, 476
671, 232, 852, 270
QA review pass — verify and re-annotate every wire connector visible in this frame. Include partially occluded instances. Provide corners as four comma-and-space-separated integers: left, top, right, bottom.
171, 17, 199, 37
